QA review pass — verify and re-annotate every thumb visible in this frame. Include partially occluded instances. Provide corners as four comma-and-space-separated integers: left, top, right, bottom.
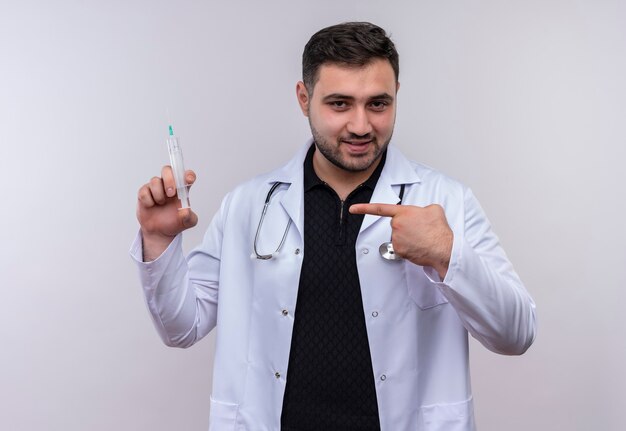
179, 208, 198, 229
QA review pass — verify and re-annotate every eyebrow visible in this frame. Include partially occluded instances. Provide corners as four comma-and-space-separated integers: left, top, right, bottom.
322, 93, 395, 103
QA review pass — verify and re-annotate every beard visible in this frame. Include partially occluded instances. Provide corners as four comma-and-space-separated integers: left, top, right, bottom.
309, 120, 392, 173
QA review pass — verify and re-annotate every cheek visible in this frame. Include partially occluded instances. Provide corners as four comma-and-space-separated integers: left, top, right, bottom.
371, 113, 395, 134
314, 111, 345, 135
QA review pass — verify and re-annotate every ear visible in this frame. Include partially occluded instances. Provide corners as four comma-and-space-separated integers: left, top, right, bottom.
296, 81, 310, 116
396, 81, 400, 93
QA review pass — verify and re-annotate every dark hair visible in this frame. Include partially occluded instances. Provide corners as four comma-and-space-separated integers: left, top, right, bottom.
302, 22, 399, 93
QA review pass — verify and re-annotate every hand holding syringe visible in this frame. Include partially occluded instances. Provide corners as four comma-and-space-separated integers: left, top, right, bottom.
136, 124, 198, 261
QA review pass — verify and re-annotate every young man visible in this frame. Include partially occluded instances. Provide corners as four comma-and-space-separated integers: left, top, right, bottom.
132, 22, 536, 431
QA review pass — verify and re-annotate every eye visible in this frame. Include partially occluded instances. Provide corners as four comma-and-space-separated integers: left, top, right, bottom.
369, 100, 389, 111
328, 100, 348, 110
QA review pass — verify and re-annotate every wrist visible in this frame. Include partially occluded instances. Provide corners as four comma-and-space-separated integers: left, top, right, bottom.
141, 230, 176, 262
432, 228, 453, 280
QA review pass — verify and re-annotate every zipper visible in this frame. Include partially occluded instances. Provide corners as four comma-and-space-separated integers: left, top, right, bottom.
338, 199, 345, 243
322, 182, 364, 244
339, 200, 345, 225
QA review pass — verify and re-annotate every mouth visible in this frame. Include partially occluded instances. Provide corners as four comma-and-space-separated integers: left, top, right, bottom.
342, 139, 372, 145
341, 137, 374, 148
342, 139, 373, 155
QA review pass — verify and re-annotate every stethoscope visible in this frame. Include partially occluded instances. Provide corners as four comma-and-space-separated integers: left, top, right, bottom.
253, 182, 292, 260
378, 183, 405, 261
253, 182, 405, 261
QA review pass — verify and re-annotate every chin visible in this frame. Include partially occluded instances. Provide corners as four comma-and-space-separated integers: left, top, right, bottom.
338, 155, 378, 172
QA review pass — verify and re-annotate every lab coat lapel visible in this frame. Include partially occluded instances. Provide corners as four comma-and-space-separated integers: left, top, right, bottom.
268, 141, 311, 241
279, 174, 304, 241
359, 179, 400, 233
268, 142, 421, 239
360, 145, 421, 234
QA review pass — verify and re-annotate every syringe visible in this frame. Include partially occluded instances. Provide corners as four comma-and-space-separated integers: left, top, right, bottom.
166, 125, 191, 209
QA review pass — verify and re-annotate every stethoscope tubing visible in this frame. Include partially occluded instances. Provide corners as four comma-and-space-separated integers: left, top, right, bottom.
253, 182, 292, 260
253, 182, 406, 261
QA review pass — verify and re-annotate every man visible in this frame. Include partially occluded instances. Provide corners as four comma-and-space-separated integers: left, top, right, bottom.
132, 22, 536, 431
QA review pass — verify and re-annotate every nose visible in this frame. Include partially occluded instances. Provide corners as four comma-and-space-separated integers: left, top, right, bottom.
346, 106, 372, 136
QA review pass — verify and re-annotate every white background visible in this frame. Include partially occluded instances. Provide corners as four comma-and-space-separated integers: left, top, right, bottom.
1, 1, 625, 430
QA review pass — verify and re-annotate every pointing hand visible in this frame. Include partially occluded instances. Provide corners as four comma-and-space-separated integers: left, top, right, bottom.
349, 203, 453, 280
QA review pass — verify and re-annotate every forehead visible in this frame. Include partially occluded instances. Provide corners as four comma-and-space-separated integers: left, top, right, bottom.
313, 59, 397, 98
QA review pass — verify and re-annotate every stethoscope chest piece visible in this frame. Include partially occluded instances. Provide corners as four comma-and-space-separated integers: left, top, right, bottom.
378, 184, 406, 261
379, 242, 402, 261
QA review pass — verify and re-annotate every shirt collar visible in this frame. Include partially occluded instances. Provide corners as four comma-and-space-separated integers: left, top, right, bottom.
303, 143, 387, 192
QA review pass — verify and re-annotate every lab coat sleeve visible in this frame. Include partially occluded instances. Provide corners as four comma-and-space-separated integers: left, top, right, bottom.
130, 193, 232, 348
424, 187, 537, 355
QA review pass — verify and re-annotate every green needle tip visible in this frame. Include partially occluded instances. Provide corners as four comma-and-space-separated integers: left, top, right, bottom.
168, 125, 174, 136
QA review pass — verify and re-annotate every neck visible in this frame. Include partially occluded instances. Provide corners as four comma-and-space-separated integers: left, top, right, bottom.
312, 152, 381, 201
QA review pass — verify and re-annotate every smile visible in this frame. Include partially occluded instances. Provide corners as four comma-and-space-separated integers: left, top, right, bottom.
342, 140, 373, 155
342, 140, 372, 145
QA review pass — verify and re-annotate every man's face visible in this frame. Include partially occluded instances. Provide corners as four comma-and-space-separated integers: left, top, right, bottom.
297, 59, 399, 174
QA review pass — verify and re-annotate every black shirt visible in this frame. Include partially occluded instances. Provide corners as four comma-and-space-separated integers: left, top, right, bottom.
280, 145, 386, 431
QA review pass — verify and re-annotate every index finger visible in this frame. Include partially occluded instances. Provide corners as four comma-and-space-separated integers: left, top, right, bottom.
349, 203, 402, 217
161, 166, 197, 197
161, 165, 176, 197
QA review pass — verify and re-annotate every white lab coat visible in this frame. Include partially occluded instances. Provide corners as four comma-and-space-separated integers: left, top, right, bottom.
131, 141, 536, 431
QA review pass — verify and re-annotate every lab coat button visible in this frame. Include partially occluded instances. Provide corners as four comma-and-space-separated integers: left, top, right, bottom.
372, 311, 379, 317
294, 248, 301, 255
281, 309, 289, 316
380, 374, 387, 381
362, 248, 369, 254
275, 372, 281, 379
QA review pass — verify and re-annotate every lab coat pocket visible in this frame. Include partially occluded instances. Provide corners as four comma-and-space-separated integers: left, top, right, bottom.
421, 397, 475, 431
209, 396, 239, 430
405, 262, 449, 310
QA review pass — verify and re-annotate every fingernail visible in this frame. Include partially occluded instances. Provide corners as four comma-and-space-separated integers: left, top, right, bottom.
167, 187, 174, 197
